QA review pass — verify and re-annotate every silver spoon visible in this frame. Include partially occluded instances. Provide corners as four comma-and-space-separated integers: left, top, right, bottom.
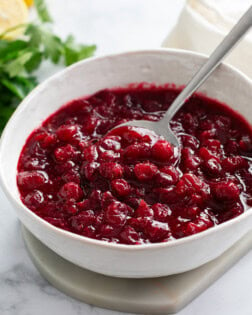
114, 5, 252, 147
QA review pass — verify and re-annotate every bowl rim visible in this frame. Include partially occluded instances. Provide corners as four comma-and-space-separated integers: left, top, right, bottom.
0, 48, 252, 251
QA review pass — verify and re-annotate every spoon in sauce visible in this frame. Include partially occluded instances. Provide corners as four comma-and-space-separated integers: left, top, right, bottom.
113, 5, 252, 147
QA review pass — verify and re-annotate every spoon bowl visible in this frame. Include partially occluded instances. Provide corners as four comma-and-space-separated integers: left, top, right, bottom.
112, 119, 180, 146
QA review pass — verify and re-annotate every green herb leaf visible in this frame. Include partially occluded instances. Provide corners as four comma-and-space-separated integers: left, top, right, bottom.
25, 50, 43, 72
0, 0, 96, 133
4, 51, 33, 77
64, 35, 96, 66
42, 31, 63, 63
34, 0, 53, 23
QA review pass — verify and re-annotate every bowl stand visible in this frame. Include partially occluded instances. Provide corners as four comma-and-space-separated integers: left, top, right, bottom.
22, 226, 252, 314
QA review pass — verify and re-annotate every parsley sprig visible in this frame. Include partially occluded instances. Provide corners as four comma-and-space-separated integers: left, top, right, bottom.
0, 0, 96, 132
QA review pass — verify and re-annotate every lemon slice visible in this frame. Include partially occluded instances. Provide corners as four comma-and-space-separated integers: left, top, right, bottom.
0, 0, 28, 39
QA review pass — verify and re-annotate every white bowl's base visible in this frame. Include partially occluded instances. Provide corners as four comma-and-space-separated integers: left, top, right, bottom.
22, 226, 252, 314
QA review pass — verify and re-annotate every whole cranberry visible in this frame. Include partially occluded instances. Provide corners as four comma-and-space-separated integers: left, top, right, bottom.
101, 191, 116, 208
135, 200, 154, 218
99, 162, 123, 180
151, 140, 174, 162
152, 203, 171, 222
111, 179, 131, 197
181, 148, 201, 171
176, 173, 209, 199
123, 143, 151, 161
160, 166, 180, 184
212, 180, 240, 202
54, 144, 76, 163
83, 145, 98, 162
105, 201, 128, 226
120, 226, 141, 244
70, 210, 95, 232
145, 220, 170, 242
203, 158, 222, 176
56, 124, 80, 142
81, 162, 99, 181
222, 156, 247, 172
101, 136, 121, 151
58, 182, 84, 201
24, 190, 44, 209
134, 163, 158, 181
17, 171, 48, 190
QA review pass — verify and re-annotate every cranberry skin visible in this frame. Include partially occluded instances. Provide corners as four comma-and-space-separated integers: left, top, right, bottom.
157, 186, 178, 203
83, 115, 98, 134
38, 133, 57, 149
152, 203, 171, 222
62, 168, 81, 184
70, 210, 95, 232
128, 217, 149, 232
116, 126, 150, 144
23, 157, 48, 171
134, 163, 158, 181
203, 158, 222, 176
89, 190, 102, 209
99, 224, 117, 237
111, 179, 131, 197
44, 217, 68, 229
155, 172, 175, 187
120, 226, 141, 244
135, 200, 154, 218
24, 190, 44, 210
199, 147, 215, 160
54, 144, 76, 163
185, 216, 213, 236
160, 166, 180, 184
181, 135, 199, 150
123, 143, 151, 161
182, 113, 198, 133
203, 139, 222, 155
99, 162, 123, 180
239, 135, 252, 152
181, 148, 201, 171
151, 140, 174, 162
222, 156, 247, 172
99, 150, 120, 162
176, 173, 209, 198
212, 180, 240, 202
62, 200, 78, 215
56, 124, 80, 142
83, 145, 98, 162
77, 199, 91, 211
145, 220, 170, 242
105, 201, 128, 226
81, 162, 99, 181
101, 136, 121, 151
101, 191, 116, 208
17, 171, 48, 190
58, 182, 84, 201
83, 225, 96, 238
186, 206, 200, 218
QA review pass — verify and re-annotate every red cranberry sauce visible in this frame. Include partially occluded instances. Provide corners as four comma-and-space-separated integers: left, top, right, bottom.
17, 87, 252, 244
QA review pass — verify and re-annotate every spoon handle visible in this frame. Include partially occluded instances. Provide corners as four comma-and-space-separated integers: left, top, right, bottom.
162, 5, 252, 122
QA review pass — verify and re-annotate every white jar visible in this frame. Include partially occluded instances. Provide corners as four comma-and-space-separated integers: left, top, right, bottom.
163, 0, 252, 78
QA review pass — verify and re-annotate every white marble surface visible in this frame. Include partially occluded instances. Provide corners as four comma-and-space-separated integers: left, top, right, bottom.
1, 1, 252, 314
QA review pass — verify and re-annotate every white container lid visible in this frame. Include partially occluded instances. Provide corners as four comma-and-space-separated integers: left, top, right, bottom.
163, 0, 252, 78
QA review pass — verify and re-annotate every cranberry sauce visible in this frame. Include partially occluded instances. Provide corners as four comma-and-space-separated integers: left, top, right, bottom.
17, 87, 252, 244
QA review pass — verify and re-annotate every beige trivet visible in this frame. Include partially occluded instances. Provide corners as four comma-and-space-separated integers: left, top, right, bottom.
22, 226, 252, 314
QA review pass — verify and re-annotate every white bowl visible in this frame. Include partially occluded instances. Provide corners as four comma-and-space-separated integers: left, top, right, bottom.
0, 49, 252, 278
